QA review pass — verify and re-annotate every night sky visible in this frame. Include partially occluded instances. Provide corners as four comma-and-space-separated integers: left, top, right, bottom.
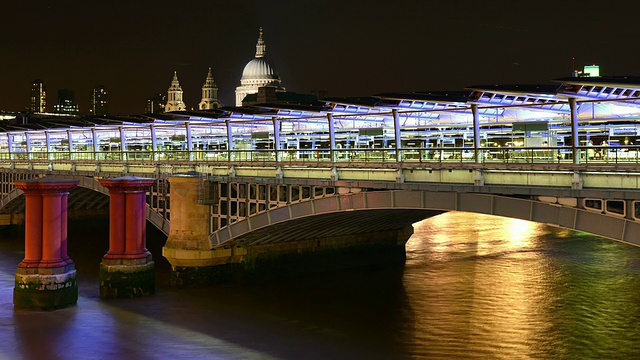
2, 0, 639, 115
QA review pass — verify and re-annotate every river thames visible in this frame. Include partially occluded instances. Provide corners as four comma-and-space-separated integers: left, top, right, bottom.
2, 211, 640, 359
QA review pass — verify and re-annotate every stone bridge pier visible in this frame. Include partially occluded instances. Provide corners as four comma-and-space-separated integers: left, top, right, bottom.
163, 174, 425, 287
162, 174, 233, 286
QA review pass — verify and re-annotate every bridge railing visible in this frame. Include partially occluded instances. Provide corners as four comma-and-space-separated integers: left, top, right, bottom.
2, 145, 640, 165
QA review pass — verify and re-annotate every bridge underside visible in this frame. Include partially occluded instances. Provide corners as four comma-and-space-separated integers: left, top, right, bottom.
164, 178, 640, 286
214, 187, 640, 248
230, 208, 442, 247
165, 177, 446, 286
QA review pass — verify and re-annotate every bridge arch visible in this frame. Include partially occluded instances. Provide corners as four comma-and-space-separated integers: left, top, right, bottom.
211, 189, 640, 249
0, 175, 169, 236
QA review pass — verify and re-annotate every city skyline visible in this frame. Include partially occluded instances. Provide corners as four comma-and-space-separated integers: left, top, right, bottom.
2, 0, 640, 115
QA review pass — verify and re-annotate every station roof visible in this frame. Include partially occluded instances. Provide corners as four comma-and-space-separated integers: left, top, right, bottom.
4, 76, 640, 134
551, 76, 640, 107
322, 96, 386, 108
376, 91, 471, 104
552, 76, 640, 87
466, 84, 559, 96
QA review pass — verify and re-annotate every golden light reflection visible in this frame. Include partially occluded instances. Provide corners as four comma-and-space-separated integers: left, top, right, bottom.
411, 212, 545, 256
407, 212, 554, 357
503, 217, 539, 248
430, 233, 451, 253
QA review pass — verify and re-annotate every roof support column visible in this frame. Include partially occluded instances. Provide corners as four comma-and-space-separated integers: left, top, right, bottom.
569, 97, 580, 164
226, 120, 234, 162
45, 131, 51, 161
272, 117, 281, 162
6, 133, 12, 161
150, 125, 157, 161
91, 128, 99, 161
392, 109, 402, 162
471, 104, 481, 163
119, 126, 127, 161
67, 130, 73, 161
185, 122, 193, 161
328, 113, 336, 162
25, 132, 31, 161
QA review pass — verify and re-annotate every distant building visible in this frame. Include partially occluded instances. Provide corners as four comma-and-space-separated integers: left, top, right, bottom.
310, 90, 329, 99
165, 71, 186, 112
53, 89, 79, 114
146, 93, 166, 114
242, 86, 318, 106
30, 80, 46, 113
235, 27, 285, 106
90, 85, 108, 116
199, 67, 220, 110
573, 64, 600, 77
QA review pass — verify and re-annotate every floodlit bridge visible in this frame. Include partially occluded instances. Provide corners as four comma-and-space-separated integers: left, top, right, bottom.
5, 76, 640, 297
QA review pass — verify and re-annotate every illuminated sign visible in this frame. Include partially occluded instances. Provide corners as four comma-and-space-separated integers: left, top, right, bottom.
610, 128, 637, 136
251, 132, 270, 139
359, 128, 384, 136
512, 121, 549, 132
583, 65, 600, 77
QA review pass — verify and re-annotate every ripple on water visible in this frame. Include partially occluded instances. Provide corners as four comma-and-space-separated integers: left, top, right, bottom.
402, 212, 640, 358
3, 213, 640, 358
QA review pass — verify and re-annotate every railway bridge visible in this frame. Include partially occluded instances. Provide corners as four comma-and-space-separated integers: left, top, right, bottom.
4, 160, 640, 292
5, 75, 640, 308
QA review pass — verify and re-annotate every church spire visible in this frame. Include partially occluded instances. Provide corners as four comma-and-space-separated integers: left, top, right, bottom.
171, 71, 179, 85
199, 67, 219, 110
255, 27, 266, 58
166, 70, 186, 112
206, 67, 213, 80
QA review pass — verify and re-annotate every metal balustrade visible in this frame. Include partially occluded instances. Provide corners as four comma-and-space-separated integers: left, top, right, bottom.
2, 145, 639, 165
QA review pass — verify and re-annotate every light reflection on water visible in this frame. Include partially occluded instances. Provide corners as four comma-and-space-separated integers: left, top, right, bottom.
405, 212, 640, 359
404, 213, 557, 359
2, 212, 640, 359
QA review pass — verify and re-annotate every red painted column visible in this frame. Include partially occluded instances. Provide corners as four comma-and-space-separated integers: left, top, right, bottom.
98, 176, 156, 299
60, 192, 72, 264
20, 192, 43, 268
13, 178, 79, 310
14, 179, 79, 268
124, 190, 149, 258
105, 190, 126, 258
99, 176, 156, 259
40, 192, 66, 267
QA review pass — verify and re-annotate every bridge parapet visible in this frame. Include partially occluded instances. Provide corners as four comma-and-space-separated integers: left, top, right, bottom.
8, 158, 640, 193
198, 177, 343, 232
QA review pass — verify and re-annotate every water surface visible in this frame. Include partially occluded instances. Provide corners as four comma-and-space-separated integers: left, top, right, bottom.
2, 212, 640, 359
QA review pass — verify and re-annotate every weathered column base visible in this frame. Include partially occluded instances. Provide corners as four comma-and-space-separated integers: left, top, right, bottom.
171, 244, 406, 287
99, 255, 155, 299
13, 265, 78, 310
168, 228, 411, 287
